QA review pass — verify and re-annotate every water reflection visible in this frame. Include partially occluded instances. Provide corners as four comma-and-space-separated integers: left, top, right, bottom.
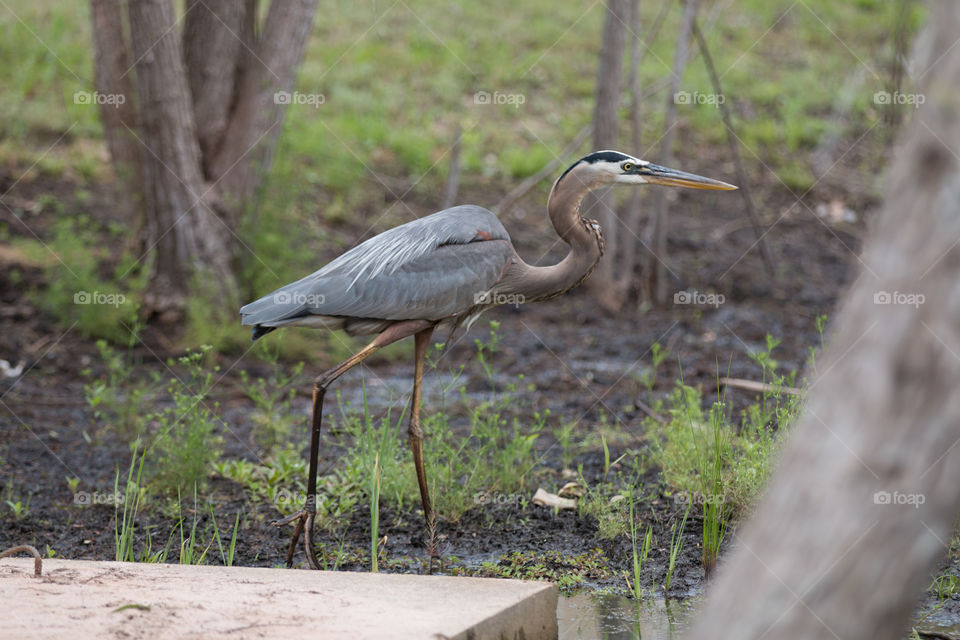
558, 593, 695, 640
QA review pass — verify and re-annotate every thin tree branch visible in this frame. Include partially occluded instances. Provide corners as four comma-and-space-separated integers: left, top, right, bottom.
692, 18, 776, 279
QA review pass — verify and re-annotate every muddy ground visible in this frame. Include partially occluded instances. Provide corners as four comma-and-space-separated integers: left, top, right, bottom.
2, 168, 958, 634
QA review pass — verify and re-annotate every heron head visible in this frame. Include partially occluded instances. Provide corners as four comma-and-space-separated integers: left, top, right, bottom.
565, 150, 738, 190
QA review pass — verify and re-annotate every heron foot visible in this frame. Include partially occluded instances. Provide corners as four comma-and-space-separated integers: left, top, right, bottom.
271, 509, 320, 570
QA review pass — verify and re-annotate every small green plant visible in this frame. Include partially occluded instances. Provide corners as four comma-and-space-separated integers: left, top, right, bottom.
551, 419, 577, 469
370, 454, 381, 573
173, 486, 220, 565
150, 346, 224, 496
5, 498, 30, 520
473, 321, 501, 390
665, 505, 689, 591
601, 432, 627, 478
627, 491, 653, 599
929, 573, 960, 602
639, 341, 669, 405
694, 390, 728, 574
240, 350, 304, 452
209, 505, 241, 567
115, 446, 147, 562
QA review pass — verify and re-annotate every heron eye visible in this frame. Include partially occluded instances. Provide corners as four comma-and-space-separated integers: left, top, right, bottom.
622, 163, 633, 172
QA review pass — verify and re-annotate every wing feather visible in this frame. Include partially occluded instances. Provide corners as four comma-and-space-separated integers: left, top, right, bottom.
240, 205, 512, 329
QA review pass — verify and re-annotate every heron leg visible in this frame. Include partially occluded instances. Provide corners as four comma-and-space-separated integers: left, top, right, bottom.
272, 319, 435, 569
409, 326, 436, 555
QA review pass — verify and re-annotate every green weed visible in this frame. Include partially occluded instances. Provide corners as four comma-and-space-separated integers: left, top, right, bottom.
627, 490, 653, 599
174, 486, 213, 565
240, 351, 305, 453
210, 505, 241, 567
149, 346, 224, 496
115, 446, 147, 562
370, 454, 381, 573
664, 505, 689, 592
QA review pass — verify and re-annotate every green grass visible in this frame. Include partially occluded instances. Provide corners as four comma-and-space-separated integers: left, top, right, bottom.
370, 454, 381, 573
664, 504, 689, 592
12, 216, 144, 343
627, 491, 653, 599
114, 446, 146, 562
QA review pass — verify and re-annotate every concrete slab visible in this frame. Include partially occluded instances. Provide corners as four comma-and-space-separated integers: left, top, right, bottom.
0, 559, 557, 639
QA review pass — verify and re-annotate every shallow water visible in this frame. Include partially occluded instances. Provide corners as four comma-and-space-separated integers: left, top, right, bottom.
555, 593, 960, 640
558, 593, 695, 640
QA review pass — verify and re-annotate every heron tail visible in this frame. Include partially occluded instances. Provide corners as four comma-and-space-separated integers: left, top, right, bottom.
251, 325, 276, 341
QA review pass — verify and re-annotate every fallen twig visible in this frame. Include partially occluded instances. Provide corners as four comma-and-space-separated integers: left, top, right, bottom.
532, 487, 578, 510
635, 398, 667, 423
720, 377, 802, 396
0, 544, 42, 576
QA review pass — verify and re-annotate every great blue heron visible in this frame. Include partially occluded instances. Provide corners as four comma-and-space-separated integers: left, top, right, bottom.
241, 149, 736, 568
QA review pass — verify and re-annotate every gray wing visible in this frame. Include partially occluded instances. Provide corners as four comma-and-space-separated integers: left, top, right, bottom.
240, 205, 513, 328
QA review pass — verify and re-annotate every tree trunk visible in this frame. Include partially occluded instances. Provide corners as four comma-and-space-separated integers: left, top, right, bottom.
210, 0, 318, 214
90, 0, 317, 317
585, 0, 631, 312
685, 2, 960, 638
649, 0, 698, 305
183, 0, 247, 174
128, 0, 235, 318
90, 0, 144, 242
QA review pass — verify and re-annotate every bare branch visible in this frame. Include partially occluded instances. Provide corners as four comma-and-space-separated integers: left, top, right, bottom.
692, 18, 776, 279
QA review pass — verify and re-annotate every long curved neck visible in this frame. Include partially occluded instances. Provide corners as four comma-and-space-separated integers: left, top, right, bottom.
507, 168, 606, 302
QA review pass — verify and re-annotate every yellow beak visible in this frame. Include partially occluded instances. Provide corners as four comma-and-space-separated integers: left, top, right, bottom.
639, 163, 738, 190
